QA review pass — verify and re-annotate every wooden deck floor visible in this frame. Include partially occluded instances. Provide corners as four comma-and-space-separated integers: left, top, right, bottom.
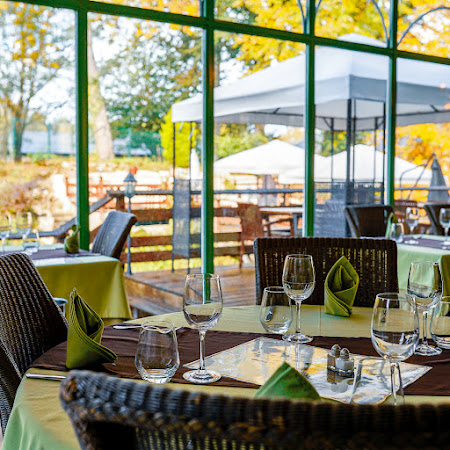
125, 265, 257, 316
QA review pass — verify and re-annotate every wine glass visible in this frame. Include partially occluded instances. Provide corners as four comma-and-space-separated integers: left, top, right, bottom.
259, 286, 293, 334
439, 208, 450, 248
16, 212, 32, 239
183, 273, 223, 383
431, 297, 450, 349
282, 254, 315, 344
389, 222, 404, 243
0, 214, 11, 252
407, 261, 443, 356
405, 207, 419, 244
371, 293, 419, 405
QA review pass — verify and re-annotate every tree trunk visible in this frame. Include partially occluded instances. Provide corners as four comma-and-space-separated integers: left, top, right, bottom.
87, 25, 114, 160
0, 109, 9, 160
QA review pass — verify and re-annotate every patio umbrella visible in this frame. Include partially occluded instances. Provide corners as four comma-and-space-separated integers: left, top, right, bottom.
428, 155, 450, 202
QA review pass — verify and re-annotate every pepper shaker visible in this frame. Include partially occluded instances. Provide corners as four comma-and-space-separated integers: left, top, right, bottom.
327, 344, 341, 371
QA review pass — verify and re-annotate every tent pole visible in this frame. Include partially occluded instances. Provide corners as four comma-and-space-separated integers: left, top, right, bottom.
373, 118, 378, 188
352, 101, 356, 183
345, 99, 352, 207
330, 118, 334, 183
172, 123, 176, 180
189, 122, 192, 182
382, 103, 386, 203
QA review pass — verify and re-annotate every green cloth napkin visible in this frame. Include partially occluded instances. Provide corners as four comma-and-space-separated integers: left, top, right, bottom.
64, 224, 80, 254
324, 256, 359, 317
255, 362, 320, 400
66, 288, 117, 369
385, 212, 398, 239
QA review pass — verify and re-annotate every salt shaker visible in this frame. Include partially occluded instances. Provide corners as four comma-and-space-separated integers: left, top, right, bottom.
335, 348, 354, 377
327, 344, 341, 371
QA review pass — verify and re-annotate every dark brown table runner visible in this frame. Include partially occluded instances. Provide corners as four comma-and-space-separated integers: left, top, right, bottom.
0, 248, 97, 260
32, 326, 450, 395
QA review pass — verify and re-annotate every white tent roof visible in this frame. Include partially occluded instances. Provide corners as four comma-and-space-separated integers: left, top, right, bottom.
214, 139, 330, 181
173, 34, 450, 130
278, 144, 433, 185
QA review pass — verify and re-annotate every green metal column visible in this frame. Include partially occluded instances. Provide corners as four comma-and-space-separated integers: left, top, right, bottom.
385, 0, 398, 207
76, 8, 90, 249
303, 0, 315, 236
201, 0, 215, 273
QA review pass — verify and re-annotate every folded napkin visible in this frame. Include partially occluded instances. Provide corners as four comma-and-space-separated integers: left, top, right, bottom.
324, 256, 359, 317
385, 212, 398, 239
66, 288, 117, 369
255, 362, 320, 401
64, 224, 80, 254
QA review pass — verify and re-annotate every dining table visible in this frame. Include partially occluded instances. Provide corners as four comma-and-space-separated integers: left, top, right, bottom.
396, 235, 450, 295
259, 206, 303, 237
3, 304, 450, 450
0, 245, 131, 322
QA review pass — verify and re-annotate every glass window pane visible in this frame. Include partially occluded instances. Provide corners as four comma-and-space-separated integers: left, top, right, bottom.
215, 0, 304, 33
313, 47, 388, 237
395, 58, 450, 236
92, 0, 199, 17
398, 3, 450, 58
88, 13, 201, 271
316, 0, 390, 47
0, 2, 75, 242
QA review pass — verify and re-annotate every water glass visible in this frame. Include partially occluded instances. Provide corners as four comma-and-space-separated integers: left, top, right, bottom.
16, 211, 32, 237
0, 214, 11, 252
259, 286, 293, 334
389, 222, 404, 243
439, 208, 450, 247
53, 297, 68, 315
431, 297, 450, 349
135, 321, 180, 384
405, 207, 419, 244
407, 261, 443, 356
371, 293, 419, 405
23, 229, 40, 254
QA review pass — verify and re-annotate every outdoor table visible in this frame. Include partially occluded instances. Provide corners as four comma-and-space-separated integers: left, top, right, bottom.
259, 206, 303, 236
3, 305, 449, 450
397, 235, 450, 296
0, 245, 131, 322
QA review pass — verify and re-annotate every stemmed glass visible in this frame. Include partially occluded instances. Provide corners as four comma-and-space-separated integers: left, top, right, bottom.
439, 208, 450, 248
405, 207, 419, 244
407, 261, 443, 356
371, 293, 419, 405
183, 273, 223, 383
0, 214, 11, 252
282, 254, 315, 344
16, 212, 33, 243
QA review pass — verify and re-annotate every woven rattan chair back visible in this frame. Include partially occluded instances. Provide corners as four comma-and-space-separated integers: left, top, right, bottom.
344, 204, 394, 238
0, 340, 21, 433
254, 237, 398, 305
424, 203, 450, 235
60, 370, 450, 450
91, 211, 137, 259
0, 253, 67, 430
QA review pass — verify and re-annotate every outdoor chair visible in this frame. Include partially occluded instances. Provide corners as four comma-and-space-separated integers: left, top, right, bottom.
423, 202, 450, 235
60, 370, 450, 450
344, 204, 394, 238
91, 210, 137, 260
0, 253, 68, 430
236, 203, 291, 268
254, 237, 398, 305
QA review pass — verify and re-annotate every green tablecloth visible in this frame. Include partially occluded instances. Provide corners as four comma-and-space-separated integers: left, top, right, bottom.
3, 305, 449, 450
397, 236, 450, 296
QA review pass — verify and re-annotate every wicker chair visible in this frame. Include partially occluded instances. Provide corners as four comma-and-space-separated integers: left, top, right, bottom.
91, 210, 137, 260
344, 204, 394, 238
0, 253, 68, 430
60, 370, 450, 450
423, 203, 450, 235
0, 340, 21, 434
254, 237, 398, 305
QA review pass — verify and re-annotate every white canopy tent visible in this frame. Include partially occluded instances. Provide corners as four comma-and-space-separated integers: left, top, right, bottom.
173, 34, 450, 131
278, 145, 433, 185
214, 139, 330, 181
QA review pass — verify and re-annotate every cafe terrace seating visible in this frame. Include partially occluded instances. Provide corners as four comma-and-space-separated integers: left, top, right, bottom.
424, 202, 450, 235
91, 210, 137, 259
60, 370, 450, 450
0, 253, 68, 431
254, 237, 398, 305
344, 204, 394, 238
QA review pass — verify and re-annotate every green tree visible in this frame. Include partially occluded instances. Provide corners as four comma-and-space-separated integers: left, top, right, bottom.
160, 109, 199, 168
0, 3, 71, 161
